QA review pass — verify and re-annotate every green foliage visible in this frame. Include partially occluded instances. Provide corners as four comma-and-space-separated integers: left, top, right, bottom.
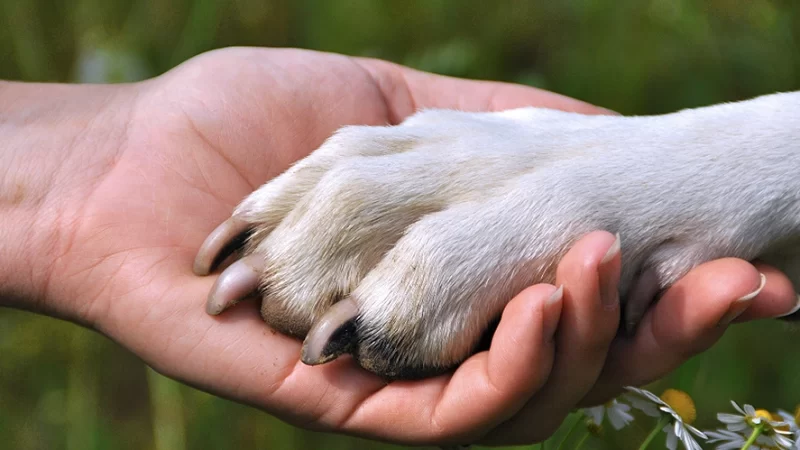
1, 1, 800, 449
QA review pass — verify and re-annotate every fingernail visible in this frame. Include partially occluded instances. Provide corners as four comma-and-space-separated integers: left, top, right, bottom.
548, 284, 564, 305
600, 233, 621, 264
598, 233, 621, 310
598, 107, 622, 116
776, 295, 800, 318
719, 273, 766, 326
544, 285, 564, 340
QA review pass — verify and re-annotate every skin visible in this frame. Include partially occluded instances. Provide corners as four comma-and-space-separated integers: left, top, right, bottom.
0, 47, 797, 446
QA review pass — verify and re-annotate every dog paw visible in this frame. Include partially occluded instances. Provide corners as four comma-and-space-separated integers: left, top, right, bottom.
195, 96, 799, 378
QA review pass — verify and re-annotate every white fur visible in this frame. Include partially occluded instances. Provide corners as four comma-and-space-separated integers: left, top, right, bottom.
233, 92, 800, 372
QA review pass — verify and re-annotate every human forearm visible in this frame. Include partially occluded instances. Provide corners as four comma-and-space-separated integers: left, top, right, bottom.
0, 80, 135, 322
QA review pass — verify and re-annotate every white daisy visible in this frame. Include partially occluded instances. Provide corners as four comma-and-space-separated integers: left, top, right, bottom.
706, 428, 791, 450
706, 429, 748, 450
759, 434, 798, 450
583, 399, 635, 430
776, 410, 797, 430
625, 387, 707, 450
776, 409, 800, 449
715, 401, 794, 449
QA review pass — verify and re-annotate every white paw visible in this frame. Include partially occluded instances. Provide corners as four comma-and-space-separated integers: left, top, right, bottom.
194, 92, 800, 378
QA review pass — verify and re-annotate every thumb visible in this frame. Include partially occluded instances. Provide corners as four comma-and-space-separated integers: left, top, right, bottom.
354, 57, 617, 122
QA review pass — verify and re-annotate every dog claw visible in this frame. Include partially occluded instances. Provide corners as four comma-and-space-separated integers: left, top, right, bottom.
206, 254, 265, 315
194, 217, 250, 276
301, 298, 359, 365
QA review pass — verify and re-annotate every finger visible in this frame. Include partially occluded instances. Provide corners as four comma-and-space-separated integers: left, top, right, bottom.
355, 58, 617, 124
339, 283, 563, 445
581, 258, 780, 405
482, 231, 621, 445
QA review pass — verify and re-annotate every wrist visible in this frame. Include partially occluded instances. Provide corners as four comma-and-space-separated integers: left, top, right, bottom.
0, 80, 135, 322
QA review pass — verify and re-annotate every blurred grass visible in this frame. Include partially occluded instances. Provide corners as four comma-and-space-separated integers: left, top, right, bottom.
2, 1, 800, 449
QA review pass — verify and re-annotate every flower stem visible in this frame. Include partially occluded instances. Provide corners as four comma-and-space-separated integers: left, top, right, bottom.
740, 424, 764, 450
638, 416, 670, 450
574, 431, 590, 450
555, 415, 583, 450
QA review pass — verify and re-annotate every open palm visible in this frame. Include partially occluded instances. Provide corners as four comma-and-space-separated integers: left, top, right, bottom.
33, 47, 795, 446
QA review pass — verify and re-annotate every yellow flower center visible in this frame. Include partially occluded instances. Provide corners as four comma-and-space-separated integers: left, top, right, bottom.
755, 409, 773, 421
795, 405, 800, 426
659, 389, 697, 425
748, 409, 786, 432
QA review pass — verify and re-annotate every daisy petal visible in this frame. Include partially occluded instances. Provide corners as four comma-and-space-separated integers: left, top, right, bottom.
718, 413, 745, 424
665, 426, 678, 450
685, 423, 707, 440
584, 406, 604, 426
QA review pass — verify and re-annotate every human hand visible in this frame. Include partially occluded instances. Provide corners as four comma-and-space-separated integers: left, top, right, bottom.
1, 47, 797, 446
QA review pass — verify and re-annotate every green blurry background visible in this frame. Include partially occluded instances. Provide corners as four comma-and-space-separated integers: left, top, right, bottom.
2, 1, 800, 449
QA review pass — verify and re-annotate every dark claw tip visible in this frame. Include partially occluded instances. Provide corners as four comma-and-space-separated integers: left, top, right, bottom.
301, 299, 359, 365
194, 217, 250, 276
